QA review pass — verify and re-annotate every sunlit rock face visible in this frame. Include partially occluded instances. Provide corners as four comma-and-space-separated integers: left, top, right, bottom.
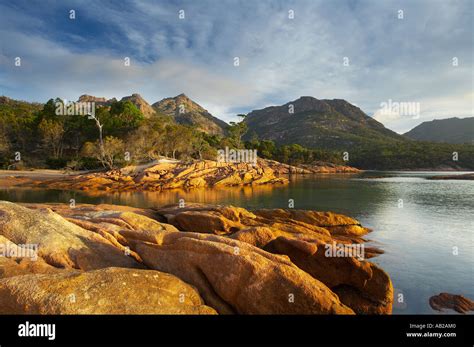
0, 201, 392, 315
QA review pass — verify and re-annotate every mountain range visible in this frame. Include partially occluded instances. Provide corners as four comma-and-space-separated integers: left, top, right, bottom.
2, 94, 472, 148
75, 93, 408, 149
78, 93, 227, 135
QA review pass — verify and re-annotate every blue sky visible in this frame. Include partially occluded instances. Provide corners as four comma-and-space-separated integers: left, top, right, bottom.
0, 0, 472, 133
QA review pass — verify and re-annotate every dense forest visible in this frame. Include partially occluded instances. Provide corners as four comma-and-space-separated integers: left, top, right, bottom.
348, 140, 474, 170
0, 97, 473, 171
0, 98, 343, 170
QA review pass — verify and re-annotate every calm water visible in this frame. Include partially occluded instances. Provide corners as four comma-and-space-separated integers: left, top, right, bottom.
1, 171, 473, 314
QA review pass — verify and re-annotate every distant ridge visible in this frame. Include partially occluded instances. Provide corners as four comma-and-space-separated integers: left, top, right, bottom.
404, 117, 474, 144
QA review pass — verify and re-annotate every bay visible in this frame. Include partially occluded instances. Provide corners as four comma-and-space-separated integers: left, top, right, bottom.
1, 171, 472, 314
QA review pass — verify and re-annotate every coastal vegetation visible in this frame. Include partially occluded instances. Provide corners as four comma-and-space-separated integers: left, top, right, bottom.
1, 95, 473, 171
0, 96, 346, 170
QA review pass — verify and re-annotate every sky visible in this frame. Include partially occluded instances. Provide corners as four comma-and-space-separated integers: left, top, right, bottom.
0, 0, 472, 133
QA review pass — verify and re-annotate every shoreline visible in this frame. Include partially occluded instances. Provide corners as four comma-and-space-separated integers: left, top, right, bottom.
2, 166, 473, 193
1, 167, 471, 179
0, 159, 361, 193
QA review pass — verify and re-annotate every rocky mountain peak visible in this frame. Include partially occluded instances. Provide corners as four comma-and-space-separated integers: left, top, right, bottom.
290, 96, 332, 113
152, 94, 228, 135
153, 94, 206, 115
176, 93, 189, 99
78, 94, 108, 103
121, 93, 146, 102
0, 96, 13, 105
120, 93, 156, 118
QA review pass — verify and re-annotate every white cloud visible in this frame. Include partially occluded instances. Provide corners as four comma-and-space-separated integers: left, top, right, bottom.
0, 0, 472, 131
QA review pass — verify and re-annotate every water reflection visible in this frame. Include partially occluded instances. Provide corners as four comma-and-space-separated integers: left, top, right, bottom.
0, 172, 473, 314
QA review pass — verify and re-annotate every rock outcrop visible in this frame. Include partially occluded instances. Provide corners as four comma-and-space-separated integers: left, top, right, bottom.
264, 237, 392, 314
129, 231, 354, 315
77, 94, 111, 106
265, 160, 360, 174
0, 251, 63, 279
0, 267, 217, 314
0, 201, 392, 315
31, 159, 288, 192
156, 203, 369, 242
3, 157, 361, 194
429, 293, 474, 314
0, 201, 140, 270
153, 204, 391, 314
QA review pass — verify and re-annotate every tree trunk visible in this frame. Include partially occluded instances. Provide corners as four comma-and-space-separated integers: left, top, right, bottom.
98, 124, 105, 158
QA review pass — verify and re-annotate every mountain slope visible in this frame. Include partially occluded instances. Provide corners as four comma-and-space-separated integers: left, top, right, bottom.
120, 93, 156, 118
152, 94, 228, 136
0, 96, 43, 113
244, 96, 404, 150
404, 117, 474, 144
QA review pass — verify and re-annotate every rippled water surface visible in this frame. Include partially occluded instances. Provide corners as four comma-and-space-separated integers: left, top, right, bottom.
1, 171, 473, 314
